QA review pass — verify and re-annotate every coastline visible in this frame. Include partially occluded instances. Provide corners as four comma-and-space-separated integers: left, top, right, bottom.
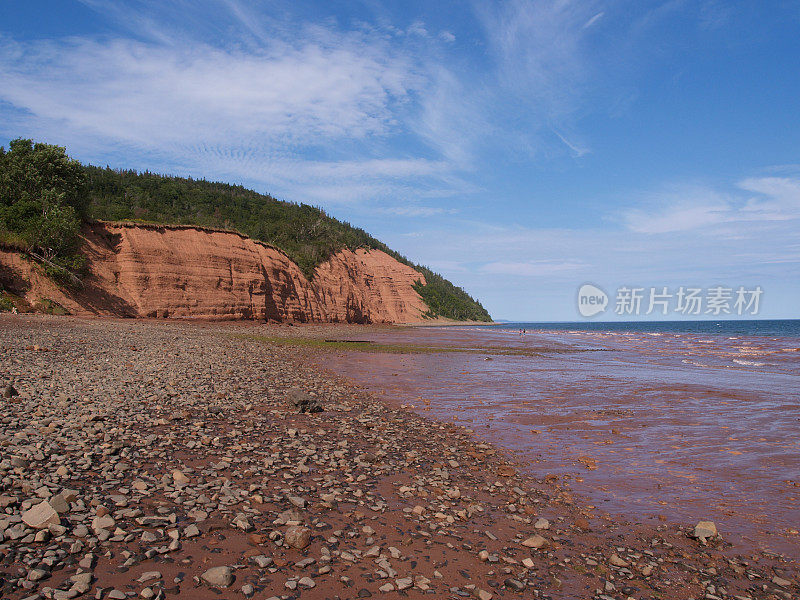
402, 318, 500, 327
312, 323, 800, 552
0, 315, 797, 600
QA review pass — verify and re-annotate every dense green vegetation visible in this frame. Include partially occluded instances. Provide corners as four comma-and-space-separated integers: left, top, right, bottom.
0, 139, 88, 280
413, 267, 490, 322
84, 166, 400, 279
83, 165, 491, 321
0, 138, 492, 321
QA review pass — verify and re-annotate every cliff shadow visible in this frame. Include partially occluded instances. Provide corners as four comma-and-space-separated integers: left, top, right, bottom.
260, 264, 284, 322
64, 279, 138, 317
0, 261, 31, 296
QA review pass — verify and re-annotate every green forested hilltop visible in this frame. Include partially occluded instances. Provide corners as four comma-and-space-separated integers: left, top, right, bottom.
0, 139, 491, 321
85, 164, 491, 322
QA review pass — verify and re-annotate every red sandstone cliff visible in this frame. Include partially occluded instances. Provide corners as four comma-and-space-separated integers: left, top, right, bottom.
0, 222, 429, 323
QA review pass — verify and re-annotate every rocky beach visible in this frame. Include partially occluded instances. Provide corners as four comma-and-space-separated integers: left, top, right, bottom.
0, 315, 798, 600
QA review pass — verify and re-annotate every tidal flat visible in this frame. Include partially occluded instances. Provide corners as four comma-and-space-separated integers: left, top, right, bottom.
0, 315, 797, 600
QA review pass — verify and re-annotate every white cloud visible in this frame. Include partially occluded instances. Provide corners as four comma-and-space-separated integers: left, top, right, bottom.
0, 35, 416, 148
625, 202, 731, 234
380, 172, 800, 319
622, 178, 800, 234
0, 0, 619, 207
739, 177, 800, 219
407, 21, 430, 38
382, 206, 458, 217
298, 158, 448, 179
476, 0, 600, 121
412, 66, 488, 165
552, 129, 590, 158
405, 1, 610, 166
582, 11, 605, 29
481, 260, 587, 277
0, 8, 474, 207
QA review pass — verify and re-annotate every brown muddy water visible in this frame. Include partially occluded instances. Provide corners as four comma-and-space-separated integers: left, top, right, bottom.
313, 325, 800, 556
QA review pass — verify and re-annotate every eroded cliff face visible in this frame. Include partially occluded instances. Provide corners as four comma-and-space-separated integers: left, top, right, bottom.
0, 222, 429, 323
313, 248, 429, 324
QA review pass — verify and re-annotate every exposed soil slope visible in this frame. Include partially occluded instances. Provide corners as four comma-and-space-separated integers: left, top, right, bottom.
0, 222, 428, 323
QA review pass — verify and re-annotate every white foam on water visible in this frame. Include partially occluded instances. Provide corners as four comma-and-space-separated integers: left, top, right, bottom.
681, 359, 710, 367
732, 359, 766, 367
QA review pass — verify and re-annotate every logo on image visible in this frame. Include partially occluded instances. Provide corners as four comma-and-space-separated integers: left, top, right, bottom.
577, 283, 608, 317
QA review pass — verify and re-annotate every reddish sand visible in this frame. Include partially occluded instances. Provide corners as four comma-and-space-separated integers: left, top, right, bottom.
1, 316, 797, 600
314, 326, 800, 557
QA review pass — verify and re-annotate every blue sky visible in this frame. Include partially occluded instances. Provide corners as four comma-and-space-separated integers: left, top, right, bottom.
1, 0, 799, 320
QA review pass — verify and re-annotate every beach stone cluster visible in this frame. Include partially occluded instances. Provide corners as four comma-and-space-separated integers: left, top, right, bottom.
0, 315, 796, 600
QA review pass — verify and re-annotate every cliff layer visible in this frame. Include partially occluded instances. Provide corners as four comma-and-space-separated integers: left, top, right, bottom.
0, 222, 429, 323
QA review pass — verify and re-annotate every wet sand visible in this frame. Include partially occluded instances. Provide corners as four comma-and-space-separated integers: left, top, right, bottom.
314, 325, 800, 557
1, 316, 798, 600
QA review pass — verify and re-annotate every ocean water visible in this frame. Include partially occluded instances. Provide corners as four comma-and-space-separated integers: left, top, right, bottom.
488, 319, 800, 338
318, 320, 800, 554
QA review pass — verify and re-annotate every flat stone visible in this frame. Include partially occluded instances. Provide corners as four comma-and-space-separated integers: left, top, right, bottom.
184, 524, 200, 538
252, 555, 273, 568
534, 518, 550, 530
521, 534, 548, 549
28, 568, 49, 581
49, 493, 70, 515
288, 496, 308, 509
396, 577, 413, 590
71, 572, 93, 586
136, 571, 161, 583
22, 501, 60, 529
92, 514, 116, 533
609, 554, 628, 567
693, 521, 718, 540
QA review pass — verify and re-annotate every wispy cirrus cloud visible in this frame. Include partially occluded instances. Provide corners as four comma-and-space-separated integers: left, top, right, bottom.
472, 0, 603, 156
381, 206, 459, 217
379, 170, 800, 318
0, 9, 458, 207
4, 0, 796, 319
0, 0, 622, 207
481, 259, 588, 277
622, 177, 800, 234
0, 34, 415, 148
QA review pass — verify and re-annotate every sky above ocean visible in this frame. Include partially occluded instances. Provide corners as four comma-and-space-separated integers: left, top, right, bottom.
1, 1, 798, 320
